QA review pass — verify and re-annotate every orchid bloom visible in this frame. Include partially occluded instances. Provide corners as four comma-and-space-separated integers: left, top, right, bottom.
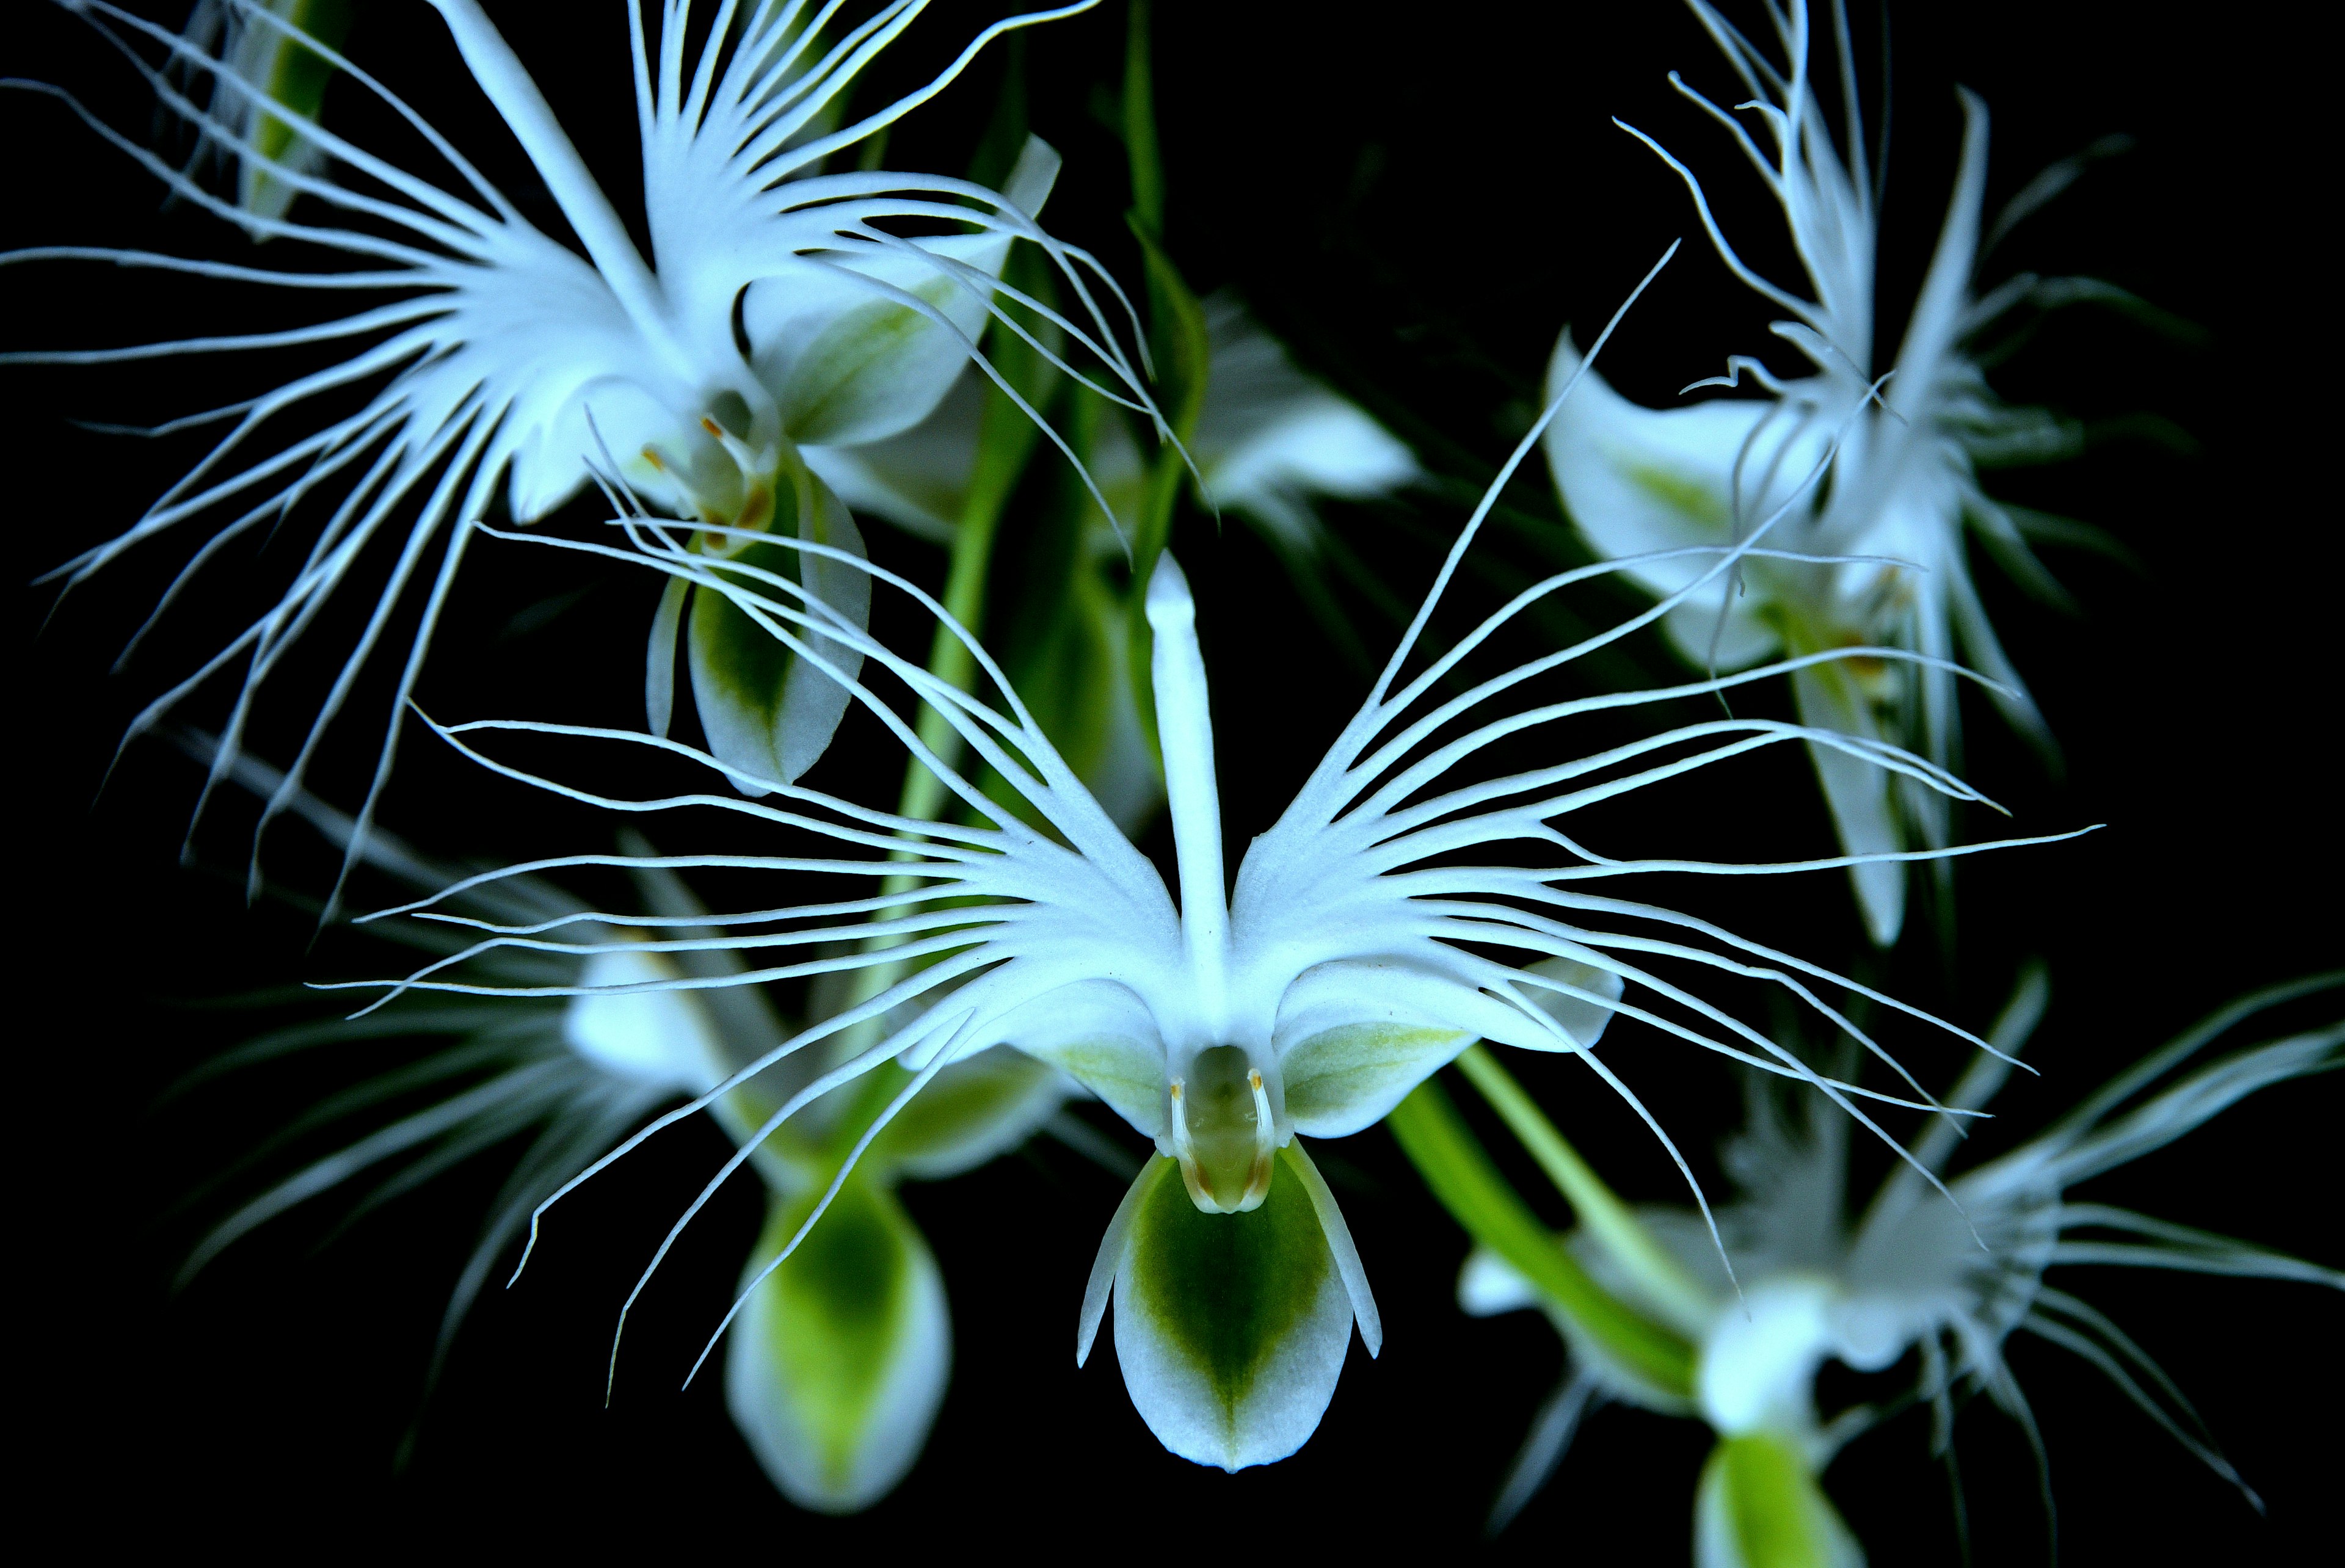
351, 287, 2078, 1473
1461, 971, 2343, 1559
183, 745, 1072, 1513
1543, 0, 2107, 945
10, 0, 1145, 907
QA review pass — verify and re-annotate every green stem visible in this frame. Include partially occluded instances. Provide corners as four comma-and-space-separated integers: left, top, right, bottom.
1387, 1080, 1696, 1398
891, 383, 1035, 840
1455, 1045, 1714, 1334
1122, 0, 1163, 239
834, 381, 1045, 1047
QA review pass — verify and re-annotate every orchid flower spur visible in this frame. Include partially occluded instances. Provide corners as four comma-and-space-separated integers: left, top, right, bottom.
1460, 970, 2344, 1560
11, 0, 1150, 905
181, 744, 1072, 1512
355, 288, 2083, 1473
1542, 0, 2125, 945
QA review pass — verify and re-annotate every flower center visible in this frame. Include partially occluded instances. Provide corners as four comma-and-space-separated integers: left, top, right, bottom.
641, 415, 785, 553
1168, 1044, 1276, 1214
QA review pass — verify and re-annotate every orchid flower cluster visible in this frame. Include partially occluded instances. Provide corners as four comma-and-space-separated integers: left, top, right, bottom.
1542, 0, 2140, 946
12, 0, 2332, 1554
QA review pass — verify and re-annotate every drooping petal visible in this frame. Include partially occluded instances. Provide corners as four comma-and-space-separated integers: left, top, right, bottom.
1788, 663, 1905, 946
725, 1177, 950, 1514
686, 476, 871, 794
1108, 1152, 1356, 1471
1693, 1432, 1866, 1568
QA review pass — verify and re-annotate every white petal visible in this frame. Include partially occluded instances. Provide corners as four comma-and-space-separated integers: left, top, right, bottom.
738, 138, 1060, 451
561, 947, 727, 1094
1274, 957, 1477, 1138
1541, 332, 1818, 670
879, 1045, 1069, 1181
1524, 955, 1626, 1049
1458, 1244, 1544, 1318
1110, 1155, 1354, 1472
1789, 664, 1905, 946
725, 1180, 951, 1514
1193, 294, 1416, 543
802, 372, 986, 542
1696, 1276, 1835, 1437
1001, 981, 1171, 1141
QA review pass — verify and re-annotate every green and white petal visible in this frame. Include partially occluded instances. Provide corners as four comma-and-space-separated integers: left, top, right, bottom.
1542, 332, 1812, 670
802, 373, 986, 543
726, 1178, 950, 1514
686, 476, 871, 795
182, 0, 355, 223
1279, 1018, 1473, 1138
876, 1045, 1070, 1181
1104, 1149, 1361, 1472
1787, 663, 1905, 947
1695, 1433, 1865, 1568
1005, 981, 1173, 1141
744, 138, 1063, 449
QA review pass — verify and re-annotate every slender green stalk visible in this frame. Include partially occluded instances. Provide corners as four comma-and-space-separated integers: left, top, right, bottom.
1387, 1080, 1696, 1397
889, 383, 1042, 841
1122, 0, 1163, 239
1455, 1045, 1715, 1334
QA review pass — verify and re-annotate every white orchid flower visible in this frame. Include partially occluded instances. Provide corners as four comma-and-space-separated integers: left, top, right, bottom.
180, 743, 1070, 1513
11, 0, 1147, 907
352, 285, 2080, 1473
1543, 0, 2111, 946
1462, 969, 2343, 1558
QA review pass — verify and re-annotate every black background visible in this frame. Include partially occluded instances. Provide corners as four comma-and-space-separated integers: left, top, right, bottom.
9, 0, 2338, 1558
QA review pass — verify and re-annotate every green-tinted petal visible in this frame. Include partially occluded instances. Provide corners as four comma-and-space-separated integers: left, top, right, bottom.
1787, 662, 1904, 946
1013, 1005, 1168, 1142
1281, 1022, 1473, 1138
199, 0, 355, 223
1694, 1433, 1864, 1568
1542, 332, 1805, 671
752, 139, 1060, 448
725, 1178, 948, 1514
1110, 1152, 1354, 1471
876, 1045, 1067, 1181
686, 478, 870, 795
